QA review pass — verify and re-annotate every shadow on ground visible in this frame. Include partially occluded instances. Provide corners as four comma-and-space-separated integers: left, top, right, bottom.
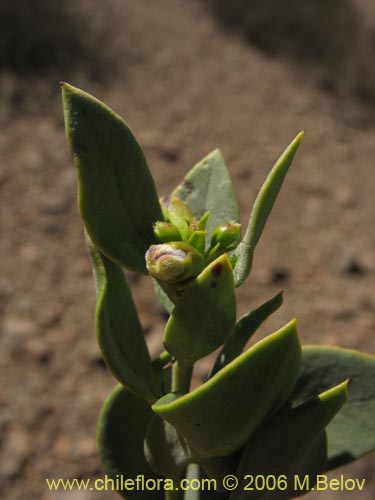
208, 0, 374, 104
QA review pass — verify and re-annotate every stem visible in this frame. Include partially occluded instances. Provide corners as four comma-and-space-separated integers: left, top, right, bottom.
172, 359, 193, 393
168, 362, 193, 500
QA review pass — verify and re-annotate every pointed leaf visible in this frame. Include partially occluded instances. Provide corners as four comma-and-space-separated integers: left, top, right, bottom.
164, 254, 236, 363
153, 320, 301, 457
210, 291, 283, 376
291, 346, 375, 469
230, 381, 348, 500
97, 385, 164, 499
234, 132, 304, 287
88, 237, 156, 403
173, 149, 240, 243
62, 83, 162, 274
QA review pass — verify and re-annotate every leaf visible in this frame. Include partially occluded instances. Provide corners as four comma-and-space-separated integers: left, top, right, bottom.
152, 278, 175, 314
233, 132, 304, 287
144, 415, 196, 480
61, 83, 162, 274
210, 291, 283, 376
88, 236, 156, 403
230, 381, 348, 500
163, 254, 236, 364
97, 385, 164, 500
153, 320, 301, 457
173, 149, 240, 244
291, 345, 375, 469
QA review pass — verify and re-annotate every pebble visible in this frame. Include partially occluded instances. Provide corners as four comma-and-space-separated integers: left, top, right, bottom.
339, 256, 366, 276
2, 317, 37, 338
0, 428, 31, 480
270, 267, 290, 284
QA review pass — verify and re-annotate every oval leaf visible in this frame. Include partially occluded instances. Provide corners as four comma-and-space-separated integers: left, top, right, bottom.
97, 385, 164, 499
62, 83, 162, 274
173, 149, 240, 244
153, 320, 301, 457
230, 381, 348, 500
163, 254, 236, 364
234, 132, 304, 287
88, 237, 156, 403
291, 345, 375, 469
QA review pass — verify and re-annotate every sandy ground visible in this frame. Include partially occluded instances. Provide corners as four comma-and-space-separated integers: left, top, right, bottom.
0, 1, 374, 499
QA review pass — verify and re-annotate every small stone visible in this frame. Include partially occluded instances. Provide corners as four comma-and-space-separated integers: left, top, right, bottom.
0, 428, 31, 480
339, 256, 366, 276
270, 268, 290, 284
3, 317, 37, 338
335, 186, 358, 208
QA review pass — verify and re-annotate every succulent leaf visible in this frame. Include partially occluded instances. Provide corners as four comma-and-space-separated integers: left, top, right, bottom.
173, 149, 240, 244
87, 236, 156, 403
230, 381, 348, 500
144, 416, 196, 480
234, 132, 304, 287
61, 83, 162, 274
211, 291, 283, 376
163, 253, 236, 364
97, 385, 164, 499
153, 320, 302, 457
291, 346, 375, 469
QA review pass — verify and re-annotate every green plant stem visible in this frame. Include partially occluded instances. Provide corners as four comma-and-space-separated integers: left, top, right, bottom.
168, 362, 192, 500
172, 359, 193, 393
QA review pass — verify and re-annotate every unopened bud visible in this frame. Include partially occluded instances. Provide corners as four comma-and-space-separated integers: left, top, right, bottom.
160, 196, 195, 240
145, 242, 203, 283
153, 221, 182, 243
210, 222, 241, 251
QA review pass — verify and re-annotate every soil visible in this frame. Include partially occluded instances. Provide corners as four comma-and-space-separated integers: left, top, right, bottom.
0, 1, 374, 499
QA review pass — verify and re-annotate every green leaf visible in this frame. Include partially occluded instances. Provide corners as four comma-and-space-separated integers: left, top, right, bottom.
97, 385, 164, 500
230, 381, 348, 500
153, 320, 301, 457
291, 346, 375, 469
153, 278, 175, 314
144, 415, 196, 480
173, 149, 240, 244
210, 291, 283, 376
61, 83, 162, 274
234, 132, 304, 287
88, 236, 156, 403
163, 254, 236, 364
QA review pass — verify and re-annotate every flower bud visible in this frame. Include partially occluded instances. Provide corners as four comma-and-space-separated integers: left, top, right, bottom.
210, 222, 241, 251
153, 221, 182, 243
160, 196, 195, 240
145, 242, 203, 283
160, 196, 194, 223
188, 230, 206, 253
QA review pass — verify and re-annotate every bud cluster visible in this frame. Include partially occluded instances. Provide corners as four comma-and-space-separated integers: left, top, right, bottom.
145, 196, 241, 283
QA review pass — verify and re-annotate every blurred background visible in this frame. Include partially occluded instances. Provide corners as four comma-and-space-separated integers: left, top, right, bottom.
0, 1, 374, 499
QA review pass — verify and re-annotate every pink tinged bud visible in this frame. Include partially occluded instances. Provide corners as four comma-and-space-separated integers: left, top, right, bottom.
145, 242, 203, 283
160, 196, 195, 241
